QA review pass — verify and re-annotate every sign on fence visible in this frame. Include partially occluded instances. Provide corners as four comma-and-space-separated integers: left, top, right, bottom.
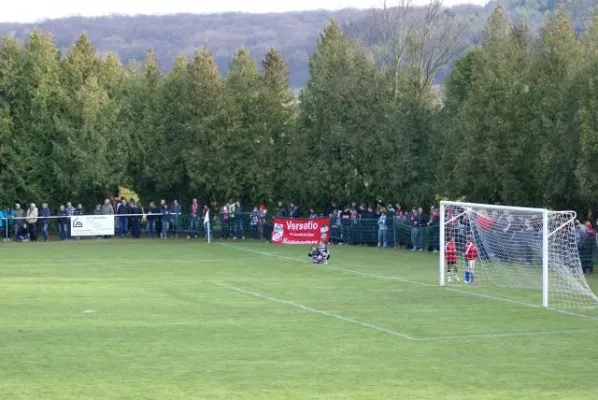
271, 217, 330, 245
71, 215, 114, 236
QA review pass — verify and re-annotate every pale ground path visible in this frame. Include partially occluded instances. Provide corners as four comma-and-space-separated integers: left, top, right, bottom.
216, 243, 598, 339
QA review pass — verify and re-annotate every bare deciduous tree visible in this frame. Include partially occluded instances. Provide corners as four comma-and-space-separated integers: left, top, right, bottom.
367, 0, 470, 102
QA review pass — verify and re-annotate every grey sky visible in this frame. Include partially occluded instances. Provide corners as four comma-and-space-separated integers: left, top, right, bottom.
2, 0, 489, 23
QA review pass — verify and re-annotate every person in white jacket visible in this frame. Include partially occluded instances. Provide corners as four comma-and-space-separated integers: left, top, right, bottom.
26, 203, 39, 242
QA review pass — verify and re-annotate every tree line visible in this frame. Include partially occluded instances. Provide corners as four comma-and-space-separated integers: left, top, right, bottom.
1, 6, 598, 216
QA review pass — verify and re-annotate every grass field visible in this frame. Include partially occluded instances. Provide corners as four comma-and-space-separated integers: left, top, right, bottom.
1, 239, 598, 400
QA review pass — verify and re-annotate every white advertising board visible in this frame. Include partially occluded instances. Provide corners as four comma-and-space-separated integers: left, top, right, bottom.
71, 215, 115, 236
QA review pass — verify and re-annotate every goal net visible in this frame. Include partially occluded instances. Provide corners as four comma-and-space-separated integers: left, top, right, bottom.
440, 201, 598, 309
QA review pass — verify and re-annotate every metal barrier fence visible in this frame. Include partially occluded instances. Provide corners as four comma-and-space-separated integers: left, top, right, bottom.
0, 213, 441, 250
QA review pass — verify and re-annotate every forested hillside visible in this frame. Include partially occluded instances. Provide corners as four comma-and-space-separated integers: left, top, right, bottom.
1, 1, 593, 88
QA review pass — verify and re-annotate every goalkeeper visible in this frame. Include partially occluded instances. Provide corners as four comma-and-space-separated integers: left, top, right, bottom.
464, 235, 478, 284
308, 240, 330, 264
445, 235, 458, 282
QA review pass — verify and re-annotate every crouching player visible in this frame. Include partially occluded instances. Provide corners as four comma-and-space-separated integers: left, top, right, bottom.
445, 235, 458, 283
309, 240, 330, 264
464, 235, 478, 284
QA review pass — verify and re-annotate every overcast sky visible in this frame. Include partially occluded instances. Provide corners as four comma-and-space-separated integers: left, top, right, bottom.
2, 0, 489, 23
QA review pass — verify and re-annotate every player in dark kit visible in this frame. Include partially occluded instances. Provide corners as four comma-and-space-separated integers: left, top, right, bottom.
309, 240, 330, 264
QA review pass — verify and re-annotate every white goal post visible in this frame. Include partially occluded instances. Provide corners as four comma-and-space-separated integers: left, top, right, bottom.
439, 201, 598, 309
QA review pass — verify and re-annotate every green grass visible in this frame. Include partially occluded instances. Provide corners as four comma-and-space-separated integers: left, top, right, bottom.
1, 240, 598, 400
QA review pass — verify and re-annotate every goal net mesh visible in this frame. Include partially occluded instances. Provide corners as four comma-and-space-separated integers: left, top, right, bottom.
442, 203, 598, 309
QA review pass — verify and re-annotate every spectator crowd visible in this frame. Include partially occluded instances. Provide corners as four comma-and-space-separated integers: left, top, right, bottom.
0, 198, 595, 273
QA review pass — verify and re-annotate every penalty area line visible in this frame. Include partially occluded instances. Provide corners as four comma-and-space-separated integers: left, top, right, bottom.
214, 282, 416, 340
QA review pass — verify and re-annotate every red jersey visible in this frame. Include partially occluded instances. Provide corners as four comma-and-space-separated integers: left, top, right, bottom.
445, 242, 457, 263
465, 241, 478, 261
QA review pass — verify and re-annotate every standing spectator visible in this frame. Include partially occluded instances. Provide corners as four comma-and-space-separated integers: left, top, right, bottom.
580, 221, 595, 274
340, 206, 352, 245
154, 200, 165, 234
57, 205, 69, 240
101, 199, 114, 239
229, 199, 237, 237
171, 199, 182, 238
233, 200, 245, 240
130, 200, 142, 238
416, 207, 427, 251
202, 204, 211, 240
40, 203, 51, 242
188, 199, 199, 239
522, 218, 536, 264
93, 204, 102, 239
309, 209, 318, 219
427, 207, 440, 252
411, 208, 420, 251
65, 202, 75, 239
14, 203, 24, 240
575, 220, 587, 245
377, 209, 388, 248
395, 210, 409, 248
364, 205, 376, 246
73, 204, 84, 240
274, 202, 287, 218
112, 197, 120, 212
101, 199, 113, 216
349, 208, 359, 245
330, 209, 342, 245
26, 203, 39, 242
250, 206, 259, 239
112, 197, 121, 234
258, 204, 267, 240
395, 203, 403, 215
117, 199, 129, 238
289, 202, 300, 218
221, 201, 231, 239
386, 204, 396, 217
3, 207, 14, 241
161, 202, 171, 239
325, 201, 337, 217
146, 201, 158, 238
0, 208, 7, 241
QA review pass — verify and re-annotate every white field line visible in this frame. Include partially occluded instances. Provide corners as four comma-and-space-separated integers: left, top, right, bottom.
415, 328, 598, 341
1, 257, 268, 267
218, 243, 598, 322
215, 282, 416, 340
215, 282, 598, 341
547, 307, 598, 322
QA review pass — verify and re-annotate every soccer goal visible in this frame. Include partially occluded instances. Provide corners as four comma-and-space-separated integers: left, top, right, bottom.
439, 201, 598, 309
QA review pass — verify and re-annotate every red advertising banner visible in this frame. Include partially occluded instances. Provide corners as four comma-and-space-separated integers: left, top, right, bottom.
271, 217, 331, 245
